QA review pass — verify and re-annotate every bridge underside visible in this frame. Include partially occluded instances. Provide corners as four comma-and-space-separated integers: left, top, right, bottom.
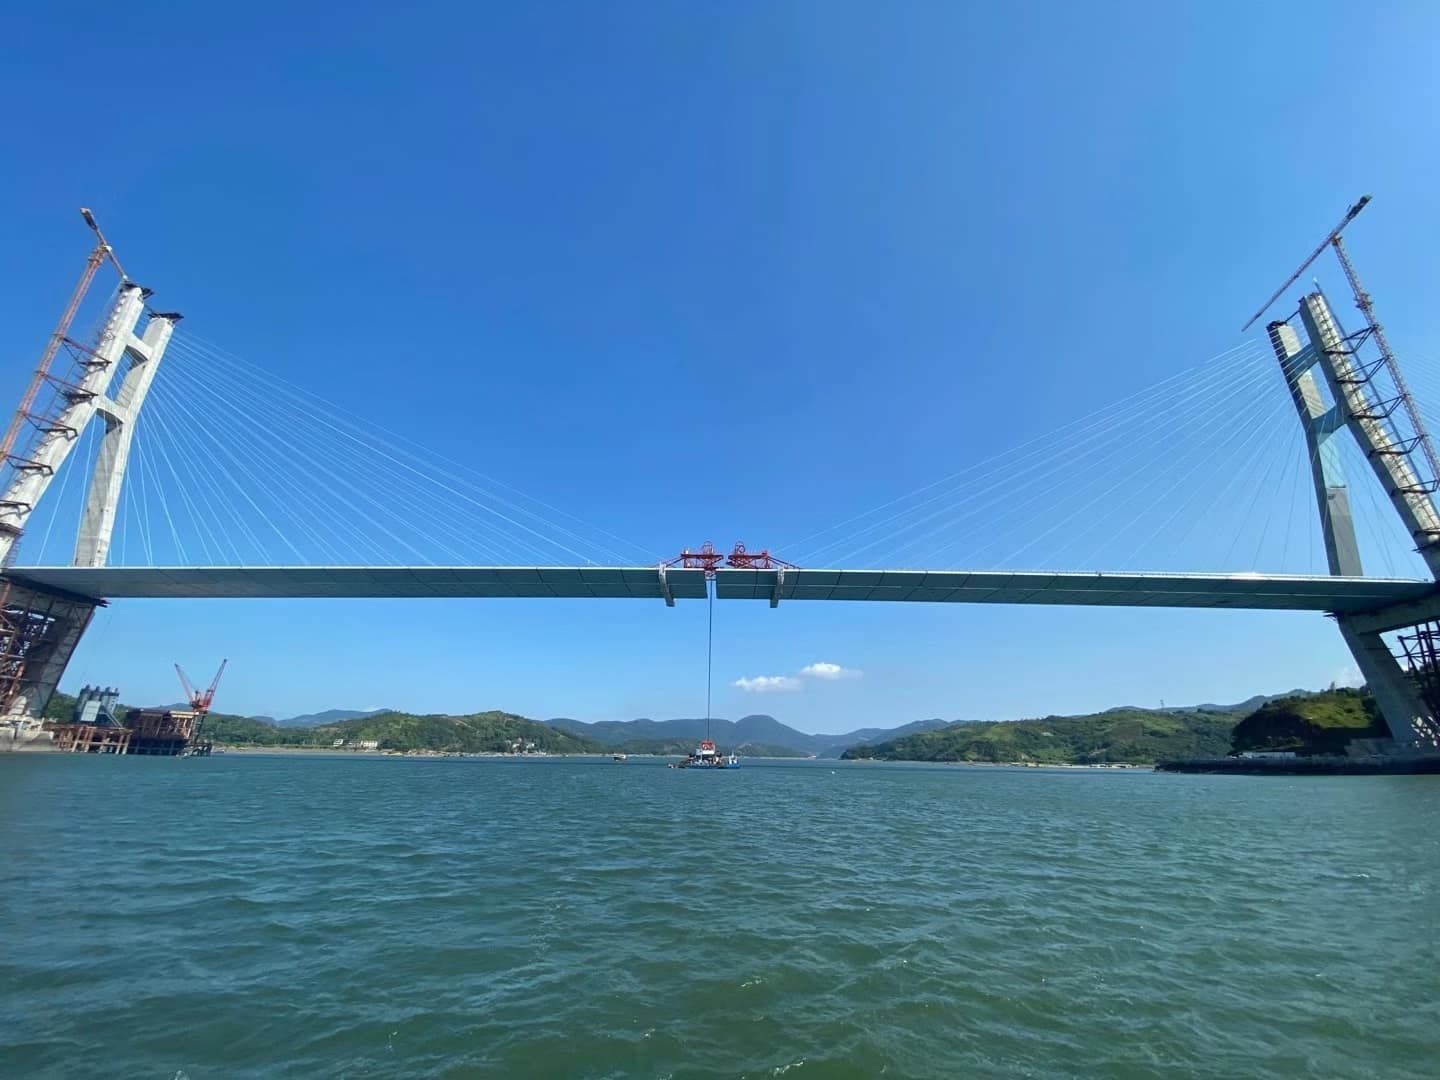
5, 566, 1436, 617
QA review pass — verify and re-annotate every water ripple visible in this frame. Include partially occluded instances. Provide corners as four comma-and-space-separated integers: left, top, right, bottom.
1, 755, 1437, 1078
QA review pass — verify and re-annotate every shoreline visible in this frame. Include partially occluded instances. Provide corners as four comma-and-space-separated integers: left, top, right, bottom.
217, 747, 811, 760
209, 747, 1153, 768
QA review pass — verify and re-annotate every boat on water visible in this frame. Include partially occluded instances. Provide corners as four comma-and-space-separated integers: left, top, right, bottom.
669, 586, 738, 770
613, 752, 628, 762
670, 738, 739, 769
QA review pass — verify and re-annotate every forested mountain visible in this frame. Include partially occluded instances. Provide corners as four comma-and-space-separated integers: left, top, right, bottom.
1228, 688, 1386, 754
46, 686, 1381, 761
843, 707, 1240, 764
547, 714, 950, 757
843, 688, 1384, 764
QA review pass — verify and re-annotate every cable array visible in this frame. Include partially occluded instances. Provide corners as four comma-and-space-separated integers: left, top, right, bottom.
16, 330, 655, 568
785, 340, 1436, 577
11, 329, 1438, 579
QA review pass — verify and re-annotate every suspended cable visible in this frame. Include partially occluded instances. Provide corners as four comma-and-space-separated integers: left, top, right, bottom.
160, 343, 619, 566
167, 333, 653, 564
996, 363, 1285, 571
873, 353, 1276, 570
706, 583, 714, 738
850, 349, 1275, 568
785, 341, 1267, 560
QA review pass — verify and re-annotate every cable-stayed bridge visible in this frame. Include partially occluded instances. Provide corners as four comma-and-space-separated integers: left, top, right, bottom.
4, 207, 1440, 753
1, 566, 1432, 614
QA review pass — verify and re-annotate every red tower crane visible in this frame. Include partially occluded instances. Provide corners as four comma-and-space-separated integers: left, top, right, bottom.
176, 659, 228, 715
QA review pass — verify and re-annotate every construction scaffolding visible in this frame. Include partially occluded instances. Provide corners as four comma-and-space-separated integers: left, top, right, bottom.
48, 723, 131, 754
1396, 622, 1440, 725
0, 578, 97, 723
45, 685, 132, 754
127, 708, 211, 756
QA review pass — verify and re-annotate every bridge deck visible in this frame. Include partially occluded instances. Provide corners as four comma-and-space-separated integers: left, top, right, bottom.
5, 565, 1435, 614
4, 566, 708, 601
718, 568, 1436, 611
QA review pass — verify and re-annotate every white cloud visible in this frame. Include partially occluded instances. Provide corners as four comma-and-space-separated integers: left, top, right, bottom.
733, 675, 802, 693
800, 662, 861, 681
1331, 665, 1364, 689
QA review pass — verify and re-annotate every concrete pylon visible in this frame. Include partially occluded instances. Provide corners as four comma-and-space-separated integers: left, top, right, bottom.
0, 284, 177, 567
1267, 319, 1362, 577
1299, 294, 1440, 576
1276, 291, 1440, 750
0, 284, 176, 735
73, 307, 178, 566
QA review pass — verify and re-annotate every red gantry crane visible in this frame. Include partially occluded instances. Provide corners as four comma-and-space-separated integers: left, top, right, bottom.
664, 540, 797, 577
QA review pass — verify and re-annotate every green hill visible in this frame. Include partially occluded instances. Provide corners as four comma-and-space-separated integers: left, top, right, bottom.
47, 686, 1392, 761
843, 706, 1238, 764
198, 710, 298, 745
304, 710, 603, 753
843, 688, 1394, 764
610, 737, 808, 757
45, 691, 604, 754
1228, 688, 1386, 755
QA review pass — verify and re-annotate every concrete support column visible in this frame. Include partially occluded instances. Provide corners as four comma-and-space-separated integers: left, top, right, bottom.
1278, 291, 1440, 753
1267, 320, 1362, 576
1300, 293, 1440, 576
73, 311, 178, 566
14, 600, 95, 719
0, 577, 99, 741
1335, 617, 1438, 750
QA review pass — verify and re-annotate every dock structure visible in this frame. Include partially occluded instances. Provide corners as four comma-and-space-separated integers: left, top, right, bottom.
127, 708, 211, 756
45, 685, 130, 754
47, 722, 131, 754
41, 687, 211, 756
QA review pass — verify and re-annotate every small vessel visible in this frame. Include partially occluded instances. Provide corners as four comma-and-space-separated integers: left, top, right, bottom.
674, 738, 739, 770
613, 752, 628, 762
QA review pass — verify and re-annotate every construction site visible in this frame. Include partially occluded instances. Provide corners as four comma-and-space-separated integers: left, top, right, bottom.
8, 202, 1440, 765
0, 209, 222, 756
30, 660, 225, 757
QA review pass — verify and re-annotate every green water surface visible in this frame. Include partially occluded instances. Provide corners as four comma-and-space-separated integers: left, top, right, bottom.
1, 754, 1436, 1078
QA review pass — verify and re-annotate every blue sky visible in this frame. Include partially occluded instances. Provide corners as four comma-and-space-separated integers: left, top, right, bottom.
3, 2, 1440, 731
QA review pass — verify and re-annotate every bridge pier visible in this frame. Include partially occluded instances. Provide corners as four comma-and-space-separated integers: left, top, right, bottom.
1334, 617, 1439, 751
0, 577, 98, 749
1272, 288, 1440, 754
0, 265, 176, 747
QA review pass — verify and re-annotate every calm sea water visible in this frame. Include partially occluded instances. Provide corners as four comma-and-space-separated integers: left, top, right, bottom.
1, 754, 1437, 1078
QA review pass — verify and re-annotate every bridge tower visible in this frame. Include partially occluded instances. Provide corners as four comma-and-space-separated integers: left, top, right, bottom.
0, 219, 178, 745
1270, 288, 1440, 752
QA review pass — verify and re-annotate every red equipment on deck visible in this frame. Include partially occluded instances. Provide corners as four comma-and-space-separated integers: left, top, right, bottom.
664, 541, 797, 577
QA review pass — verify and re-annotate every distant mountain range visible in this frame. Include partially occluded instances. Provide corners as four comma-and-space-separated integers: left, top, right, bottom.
845, 688, 1363, 764
268, 708, 389, 729
544, 714, 950, 758
46, 686, 1343, 761
251, 693, 1317, 741
232, 698, 1317, 756
153, 703, 945, 755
